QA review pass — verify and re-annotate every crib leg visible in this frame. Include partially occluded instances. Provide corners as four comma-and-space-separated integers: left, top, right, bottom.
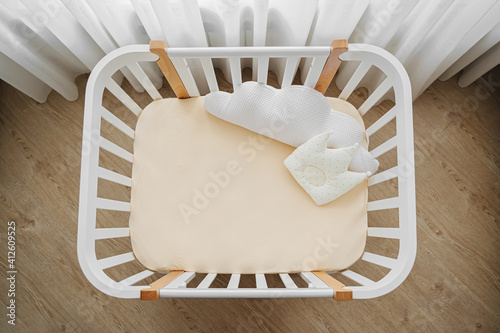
314, 39, 348, 95
140, 270, 185, 300
149, 40, 189, 99
313, 271, 353, 301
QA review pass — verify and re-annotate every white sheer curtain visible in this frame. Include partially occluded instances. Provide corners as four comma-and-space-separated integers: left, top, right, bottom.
0, 0, 499, 103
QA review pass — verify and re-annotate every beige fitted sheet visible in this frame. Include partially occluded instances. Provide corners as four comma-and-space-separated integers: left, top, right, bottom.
129, 96, 368, 274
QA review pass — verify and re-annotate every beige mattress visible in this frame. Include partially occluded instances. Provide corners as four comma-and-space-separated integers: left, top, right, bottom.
129, 96, 368, 274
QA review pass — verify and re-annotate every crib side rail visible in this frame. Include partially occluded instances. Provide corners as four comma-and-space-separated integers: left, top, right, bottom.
78, 43, 416, 299
78, 45, 159, 298
161, 44, 336, 94
336, 44, 416, 299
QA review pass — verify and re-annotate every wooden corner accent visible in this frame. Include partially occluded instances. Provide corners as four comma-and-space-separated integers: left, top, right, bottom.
140, 270, 184, 300
312, 271, 353, 301
314, 39, 348, 95
149, 40, 189, 99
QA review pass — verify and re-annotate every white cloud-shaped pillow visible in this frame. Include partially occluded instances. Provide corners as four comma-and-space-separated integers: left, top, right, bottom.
285, 132, 369, 205
205, 82, 379, 174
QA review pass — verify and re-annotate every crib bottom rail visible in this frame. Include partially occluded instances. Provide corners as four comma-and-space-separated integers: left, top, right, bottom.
140, 270, 352, 301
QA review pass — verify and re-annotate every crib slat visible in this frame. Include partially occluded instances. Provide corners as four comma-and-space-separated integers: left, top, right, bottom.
105, 79, 142, 116
341, 270, 375, 286
367, 197, 399, 211
99, 137, 134, 163
165, 272, 196, 289
370, 136, 397, 158
257, 56, 269, 84
169, 57, 200, 97
358, 78, 392, 115
300, 272, 329, 289
119, 270, 155, 286
197, 273, 217, 289
368, 227, 401, 239
199, 57, 219, 92
255, 274, 267, 289
338, 62, 371, 100
279, 274, 298, 289
95, 198, 131, 212
127, 62, 162, 101
97, 167, 132, 187
229, 57, 242, 89
227, 274, 240, 289
362, 252, 398, 269
303, 55, 328, 88
366, 106, 397, 137
94, 227, 129, 240
100, 107, 135, 139
282, 56, 300, 88
97, 252, 135, 270
368, 166, 398, 187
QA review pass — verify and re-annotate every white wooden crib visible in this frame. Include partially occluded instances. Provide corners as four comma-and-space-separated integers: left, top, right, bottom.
78, 40, 416, 300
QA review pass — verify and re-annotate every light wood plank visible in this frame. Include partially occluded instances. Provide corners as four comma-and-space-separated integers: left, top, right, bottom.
312, 271, 353, 301
149, 40, 189, 99
314, 39, 348, 94
140, 270, 184, 300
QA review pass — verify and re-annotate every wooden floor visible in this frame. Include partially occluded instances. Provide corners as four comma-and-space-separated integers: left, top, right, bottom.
0, 66, 499, 332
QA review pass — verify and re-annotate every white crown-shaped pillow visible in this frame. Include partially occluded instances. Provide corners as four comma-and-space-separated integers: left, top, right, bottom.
205, 82, 379, 174
285, 132, 369, 205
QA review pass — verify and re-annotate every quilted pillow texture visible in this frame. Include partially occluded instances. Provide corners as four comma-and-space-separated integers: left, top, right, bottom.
204, 82, 378, 174
285, 132, 369, 205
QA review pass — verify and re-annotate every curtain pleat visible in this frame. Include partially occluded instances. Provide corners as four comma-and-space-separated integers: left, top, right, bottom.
0, 0, 498, 103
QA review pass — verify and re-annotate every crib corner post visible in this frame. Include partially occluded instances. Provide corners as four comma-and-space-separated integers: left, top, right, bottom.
140, 270, 184, 300
314, 39, 348, 95
149, 40, 189, 99
312, 271, 353, 301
